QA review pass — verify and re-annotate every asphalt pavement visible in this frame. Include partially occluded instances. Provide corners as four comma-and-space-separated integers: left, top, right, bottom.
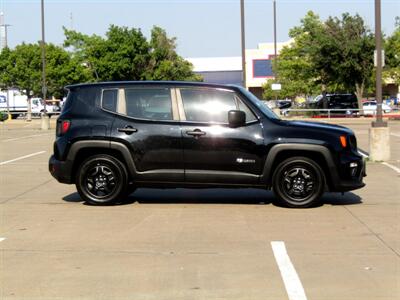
0, 118, 399, 300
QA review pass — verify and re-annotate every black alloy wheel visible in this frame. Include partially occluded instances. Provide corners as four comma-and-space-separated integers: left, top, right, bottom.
272, 157, 325, 208
76, 154, 128, 205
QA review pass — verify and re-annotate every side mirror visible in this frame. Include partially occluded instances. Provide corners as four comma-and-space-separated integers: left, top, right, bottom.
228, 110, 246, 127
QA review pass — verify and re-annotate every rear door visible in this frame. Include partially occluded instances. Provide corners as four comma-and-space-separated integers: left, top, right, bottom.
178, 87, 264, 185
108, 86, 184, 182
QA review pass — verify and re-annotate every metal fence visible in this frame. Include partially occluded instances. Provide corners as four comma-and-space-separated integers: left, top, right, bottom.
1, 107, 399, 121
280, 108, 399, 118
0, 111, 61, 120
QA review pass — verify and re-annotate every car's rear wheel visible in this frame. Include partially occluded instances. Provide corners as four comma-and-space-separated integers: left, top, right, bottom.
76, 154, 128, 205
272, 157, 325, 208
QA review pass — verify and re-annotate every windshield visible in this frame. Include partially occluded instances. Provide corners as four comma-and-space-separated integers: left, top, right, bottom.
236, 87, 280, 120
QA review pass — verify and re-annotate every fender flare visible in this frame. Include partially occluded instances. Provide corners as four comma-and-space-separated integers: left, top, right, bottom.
260, 143, 340, 188
67, 140, 138, 178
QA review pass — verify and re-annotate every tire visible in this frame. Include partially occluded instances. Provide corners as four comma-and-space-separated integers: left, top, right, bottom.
272, 156, 325, 208
76, 154, 128, 205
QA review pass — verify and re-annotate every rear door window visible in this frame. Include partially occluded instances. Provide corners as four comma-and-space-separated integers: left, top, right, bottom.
124, 88, 173, 121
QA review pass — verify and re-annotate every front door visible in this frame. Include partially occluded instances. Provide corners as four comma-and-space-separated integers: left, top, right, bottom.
178, 87, 265, 184
108, 86, 184, 182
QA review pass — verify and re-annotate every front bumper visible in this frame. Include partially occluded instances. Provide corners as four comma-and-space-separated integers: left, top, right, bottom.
331, 156, 366, 192
49, 155, 74, 184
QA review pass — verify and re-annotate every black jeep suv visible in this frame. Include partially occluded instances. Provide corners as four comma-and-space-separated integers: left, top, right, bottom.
49, 82, 365, 208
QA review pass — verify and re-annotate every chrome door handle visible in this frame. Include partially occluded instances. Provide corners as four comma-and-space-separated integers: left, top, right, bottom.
186, 129, 206, 137
117, 126, 138, 135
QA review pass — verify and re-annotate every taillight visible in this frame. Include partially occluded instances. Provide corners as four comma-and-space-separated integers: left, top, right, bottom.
57, 120, 70, 136
340, 135, 347, 148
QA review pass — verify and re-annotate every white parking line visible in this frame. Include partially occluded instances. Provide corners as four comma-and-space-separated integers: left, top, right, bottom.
0, 237, 5, 242
2, 133, 52, 142
0, 151, 46, 166
390, 133, 400, 138
382, 162, 400, 174
271, 241, 308, 300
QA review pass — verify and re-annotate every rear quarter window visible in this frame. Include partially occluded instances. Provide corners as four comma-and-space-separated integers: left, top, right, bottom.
101, 89, 118, 112
62, 87, 99, 114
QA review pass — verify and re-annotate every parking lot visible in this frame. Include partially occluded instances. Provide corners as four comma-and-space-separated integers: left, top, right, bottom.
0, 118, 399, 300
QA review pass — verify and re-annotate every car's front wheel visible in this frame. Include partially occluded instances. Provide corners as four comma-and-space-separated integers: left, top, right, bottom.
76, 154, 128, 205
272, 157, 325, 208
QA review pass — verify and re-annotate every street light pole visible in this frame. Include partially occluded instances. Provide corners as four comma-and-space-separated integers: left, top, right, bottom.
240, 0, 246, 89
273, 0, 278, 102
40, 0, 49, 130
369, 0, 390, 162
0, 24, 11, 49
372, 0, 386, 127
273, 0, 277, 79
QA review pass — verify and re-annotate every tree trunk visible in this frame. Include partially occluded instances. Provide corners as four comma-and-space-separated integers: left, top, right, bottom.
355, 82, 364, 115
321, 83, 328, 110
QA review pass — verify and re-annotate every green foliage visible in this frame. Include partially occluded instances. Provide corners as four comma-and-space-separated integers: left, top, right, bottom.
64, 25, 151, 81
147, 26, 202, 81
0, 43, 90, 98
262, 43, 322, 100
323, 13, 375, 105
0, 43, 42, 97
384, 20, 400, 85
0, 24, 200, 99
0, 110, 8, 121
64, 25, 201, 82
45, 44, 91, 98
264, 11, 375, 107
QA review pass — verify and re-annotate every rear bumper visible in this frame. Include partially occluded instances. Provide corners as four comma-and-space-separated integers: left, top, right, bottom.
49, 155, 73, 184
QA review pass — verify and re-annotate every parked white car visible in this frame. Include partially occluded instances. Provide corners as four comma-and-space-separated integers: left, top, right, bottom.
31, 98, 59, 116
362, 101, 391, 115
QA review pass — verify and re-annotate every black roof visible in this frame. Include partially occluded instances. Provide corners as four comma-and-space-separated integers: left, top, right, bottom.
66, 81, 242, 90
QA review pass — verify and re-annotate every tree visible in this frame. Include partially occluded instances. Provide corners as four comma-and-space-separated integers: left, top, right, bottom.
323, 13, 375, 108
384, 18, 400, 85
45, 44, 91, 98
0, 47, 14, 90
0, 43, 42, 97
64, 25, 151, 81
263, 37, 322, 100
264, 11, 375, 109
146, 26, 202, 81
0, 43, 90, 99
64, 25, 201, 82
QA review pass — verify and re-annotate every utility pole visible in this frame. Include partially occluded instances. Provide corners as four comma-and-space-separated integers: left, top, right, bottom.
369, 0, 390, 161
40, 0, 49, 129
273, 0, 278, 101
0, 11, 11, 119
373, 0, 386, 128
0, 12, 11, 50
240, 0, 246, 88
273, 0, 277, 79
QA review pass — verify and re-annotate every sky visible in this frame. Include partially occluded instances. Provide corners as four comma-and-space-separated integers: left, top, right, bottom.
0, 0, 399, 58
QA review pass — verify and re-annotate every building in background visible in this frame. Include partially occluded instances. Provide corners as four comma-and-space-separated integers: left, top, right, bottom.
186, 57, 243, 86
187, 40, 292, 99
